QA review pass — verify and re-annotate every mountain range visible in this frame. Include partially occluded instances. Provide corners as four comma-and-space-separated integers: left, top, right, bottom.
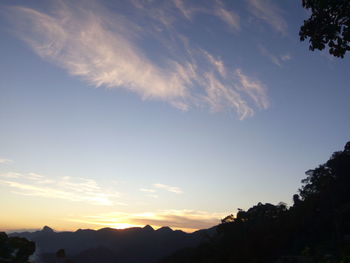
9, 225, 216, 263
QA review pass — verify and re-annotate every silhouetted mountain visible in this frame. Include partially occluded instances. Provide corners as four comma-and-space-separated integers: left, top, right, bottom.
9, 225, 216, 263
41, 226, 54, 233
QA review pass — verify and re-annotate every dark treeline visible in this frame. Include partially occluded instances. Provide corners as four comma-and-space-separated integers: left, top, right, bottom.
161, 142, 350, 263
0, 232, 35, 263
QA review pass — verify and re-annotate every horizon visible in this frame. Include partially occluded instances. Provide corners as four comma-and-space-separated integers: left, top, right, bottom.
4, 224, 204, 234
1, 0, 349, 233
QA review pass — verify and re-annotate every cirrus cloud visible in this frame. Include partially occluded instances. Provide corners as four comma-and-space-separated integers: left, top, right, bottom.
153, 183, 183, 194
5, 0, 269, 119
247, 0, 287, 35
0, 172, 121, 206
0, 158, 13, 164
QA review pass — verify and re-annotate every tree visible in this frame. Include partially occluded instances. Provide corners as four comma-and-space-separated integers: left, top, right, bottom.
299, 0, 350, 58
0, 232, 35, 263
299, 141, 350, 201
161, 141, 350, 263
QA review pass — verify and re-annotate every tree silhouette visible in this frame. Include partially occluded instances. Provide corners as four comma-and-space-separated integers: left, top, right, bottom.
161, 141, 350, 263
0, 232, 35, 263
300, 0, 350, 58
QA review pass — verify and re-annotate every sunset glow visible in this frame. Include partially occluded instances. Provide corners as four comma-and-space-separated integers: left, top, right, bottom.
1, 0, 349, 234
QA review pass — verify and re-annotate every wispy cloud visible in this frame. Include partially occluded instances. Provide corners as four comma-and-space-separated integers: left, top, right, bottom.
146, 194, 159, 199
235, 69, 269, 110
281, 54, 292, 61
204, 72, 253, 119
258, 45, 292, 67
201, 50, 226, 77
173, 0, 193, 20
247, 0, 287, 35
214, 1, 240, 31
153, 183, 183, 194
0, 172, 21, 178
0, 158, 13, 164
68, 209, 226, 232
140, 188, 156, 193
172, 0, 240, 31
5, 0, 269, 119
0, 172, 120, 206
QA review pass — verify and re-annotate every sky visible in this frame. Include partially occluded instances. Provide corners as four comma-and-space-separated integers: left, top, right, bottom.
0, 0, 349, 233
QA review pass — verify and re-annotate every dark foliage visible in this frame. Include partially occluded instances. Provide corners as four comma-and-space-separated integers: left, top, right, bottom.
161, 142, 350, 263
0, 232, 35, 263
299, 0, 350, 58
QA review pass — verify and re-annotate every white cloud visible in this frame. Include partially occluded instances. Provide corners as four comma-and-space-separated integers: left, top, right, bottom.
258, 45, 292, 67
215, 1, 240, 31
140, 188, 156, 193
204, 72, 253, 120
281, 54, 292, 61
6, 1, 270, 120
235, 69, 269, 110
258, 45, 282, 66
0, 158, 13, 164
153, 183, 183, 194
0, 172, 120, 206
173, 0, 193, 20
146, 194, 159, 199
201, 50, 226, 77
27, 172, 44, 180
172, 0, 240, 31
8, 6, 187, 103
0, 172, 21, 178
247, 0, 287, 35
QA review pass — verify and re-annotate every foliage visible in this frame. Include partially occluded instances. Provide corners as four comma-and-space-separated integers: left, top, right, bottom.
161, 142, 350, 263
0, 232, 35, 263
299, 0, 350, 58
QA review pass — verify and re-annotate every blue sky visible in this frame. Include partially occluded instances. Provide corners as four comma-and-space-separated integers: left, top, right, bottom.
0, 0, 349, 232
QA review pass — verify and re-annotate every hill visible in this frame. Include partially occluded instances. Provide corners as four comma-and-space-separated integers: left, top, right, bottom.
9, 225, 215, 263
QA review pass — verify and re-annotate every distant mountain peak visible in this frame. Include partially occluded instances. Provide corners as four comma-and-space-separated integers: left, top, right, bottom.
143, 225, 154, 231
156, 226, 173, 232
41, 226, 54, 233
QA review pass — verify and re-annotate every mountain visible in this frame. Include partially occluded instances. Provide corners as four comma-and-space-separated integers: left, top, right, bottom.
9, 225, 216, 263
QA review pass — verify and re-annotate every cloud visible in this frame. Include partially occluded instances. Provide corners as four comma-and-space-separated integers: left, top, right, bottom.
5, 0, 269, 119
68, 209, 227, 232
214, 1, 240, 31
235, 69, 269, 110
0, 172, 22, 178
172, 0, 240, 31
258, 45, 292, 67
204, 72, 253, 119
0, 172, 120, 206
0, 172, 47, 180
247, 0, 287, 35
201, 50, 226, 77
281, 54, 292, 61
146, 194, 159, 199
153, 183, 183, 194
8, 5, 187, 103
173, 0, 193, 20
27, 172, 45, 180
0, 158, 13, 164
140, 188, 156, 193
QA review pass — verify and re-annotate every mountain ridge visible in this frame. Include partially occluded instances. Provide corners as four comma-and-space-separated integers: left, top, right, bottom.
9, 224, 217, 263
